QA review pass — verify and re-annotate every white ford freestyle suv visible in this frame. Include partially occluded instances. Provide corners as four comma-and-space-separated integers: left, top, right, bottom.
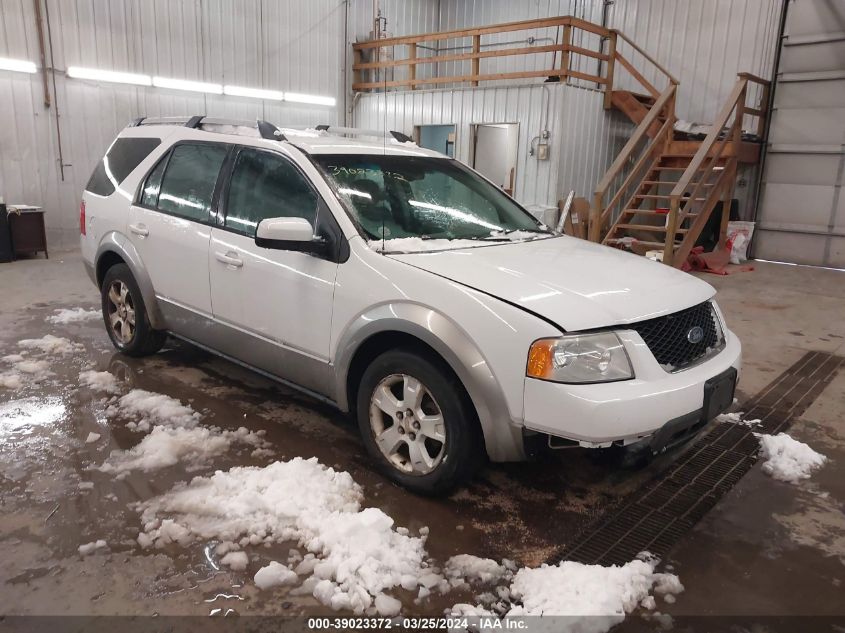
81, 117, 741, 493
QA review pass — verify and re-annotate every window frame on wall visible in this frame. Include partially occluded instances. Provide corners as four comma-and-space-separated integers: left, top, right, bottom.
133, 140, 231, 226
413, 124, 457, 158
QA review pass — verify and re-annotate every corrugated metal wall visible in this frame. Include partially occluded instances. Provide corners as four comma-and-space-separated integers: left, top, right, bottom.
0, 0, 350, 248
354, 81, 632, 209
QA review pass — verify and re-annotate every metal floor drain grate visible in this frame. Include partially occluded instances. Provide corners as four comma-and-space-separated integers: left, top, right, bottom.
551, 351, 844, 566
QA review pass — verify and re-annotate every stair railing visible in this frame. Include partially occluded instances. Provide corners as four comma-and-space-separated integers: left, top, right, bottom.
589, 83, 676, 242
664, 73, 770, 266
588, 30, 678, 242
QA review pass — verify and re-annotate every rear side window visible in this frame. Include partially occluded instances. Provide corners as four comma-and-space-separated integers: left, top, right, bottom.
225, 149, 318, 236
86, 137, 161, 196
157, 144, 228, 222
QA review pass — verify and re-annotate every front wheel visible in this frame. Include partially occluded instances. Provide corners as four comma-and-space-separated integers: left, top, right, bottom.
101, 264, 166, 357
356, 349, 483, 494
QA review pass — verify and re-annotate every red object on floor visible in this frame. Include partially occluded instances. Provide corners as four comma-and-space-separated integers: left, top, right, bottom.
682, 246, 755, 275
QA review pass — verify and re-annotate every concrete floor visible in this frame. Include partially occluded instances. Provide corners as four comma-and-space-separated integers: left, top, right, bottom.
0, 249, 843, 621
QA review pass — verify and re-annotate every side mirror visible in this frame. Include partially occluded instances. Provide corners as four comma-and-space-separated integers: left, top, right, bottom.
255, 217, 328, 255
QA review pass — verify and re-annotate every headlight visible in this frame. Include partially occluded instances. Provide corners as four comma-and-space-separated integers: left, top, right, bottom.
526, 332, 634, 383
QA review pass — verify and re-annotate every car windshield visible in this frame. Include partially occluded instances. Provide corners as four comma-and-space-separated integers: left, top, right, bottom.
313, 154, 554, 251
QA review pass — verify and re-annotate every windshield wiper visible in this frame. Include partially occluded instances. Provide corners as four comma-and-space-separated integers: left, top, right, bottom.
476, 229, 551, 241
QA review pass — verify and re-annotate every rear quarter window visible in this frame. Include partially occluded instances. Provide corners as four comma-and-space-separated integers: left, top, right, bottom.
86, 137, 162, 197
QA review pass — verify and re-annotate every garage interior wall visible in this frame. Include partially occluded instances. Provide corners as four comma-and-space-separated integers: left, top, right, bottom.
1, 0, 784, 249
0, 0, 352, 249
752, 0, 845, 268
352, 0, 783, 210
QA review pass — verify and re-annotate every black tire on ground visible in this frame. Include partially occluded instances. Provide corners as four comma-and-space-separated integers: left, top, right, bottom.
356, 348, 483, 495
100, 263, 167, 357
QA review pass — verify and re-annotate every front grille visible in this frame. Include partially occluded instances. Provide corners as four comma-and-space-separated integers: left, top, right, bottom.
628, 301, 723, 371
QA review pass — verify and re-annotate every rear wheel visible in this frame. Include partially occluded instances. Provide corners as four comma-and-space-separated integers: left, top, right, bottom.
356, 349, 482, 494
101, 264, 166, 357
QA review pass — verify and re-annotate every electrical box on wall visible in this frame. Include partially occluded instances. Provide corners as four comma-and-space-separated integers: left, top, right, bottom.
536, 142, 549, 160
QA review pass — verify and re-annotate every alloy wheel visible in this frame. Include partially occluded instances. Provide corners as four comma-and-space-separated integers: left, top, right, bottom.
368, 373, 447, 475
106, 280, 136, 344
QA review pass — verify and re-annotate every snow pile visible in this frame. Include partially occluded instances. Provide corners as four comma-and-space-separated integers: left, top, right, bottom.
48, 307, 100, 324
1, 352, 51, 389
18, 334, 83, 355
254, 561, 298, 589
98, 426, 266, 475
107, 389, 201, 431
756, 433, 827, 483
220, 551, 249, 570
445, 555, 508, 585
0, 373, 23, 389
78, 540, 108, 556
506, 558, 682, 621
79, 370, 121, 395
717, 412, 761, 428
85, 432, 101, 444
135, 458, 428, 614
448, 556, 683, 633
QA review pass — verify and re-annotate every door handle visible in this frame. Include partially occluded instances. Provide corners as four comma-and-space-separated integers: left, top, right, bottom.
215, 251, 243, 268
129, 223, 149, 237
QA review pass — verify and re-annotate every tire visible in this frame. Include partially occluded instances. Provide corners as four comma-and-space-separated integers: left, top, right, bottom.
101, 263, 166, 357
356, 348, 483, 495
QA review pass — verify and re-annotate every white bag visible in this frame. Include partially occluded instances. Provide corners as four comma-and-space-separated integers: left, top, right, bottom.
726, 221, 755, 264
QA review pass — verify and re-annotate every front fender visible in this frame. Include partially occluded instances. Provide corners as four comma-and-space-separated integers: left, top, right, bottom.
96, 232, 165, 329
334, 302, 525, 462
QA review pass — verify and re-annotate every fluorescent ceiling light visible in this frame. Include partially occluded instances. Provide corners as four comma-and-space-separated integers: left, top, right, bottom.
153, 76, 223, 94
67, 66, 151, 86
284, 92, 336, 107
223, 85, 284, 101
0, 57, 37, 74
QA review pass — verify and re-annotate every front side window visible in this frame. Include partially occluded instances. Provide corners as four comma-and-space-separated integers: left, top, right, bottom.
225, 149, 318, 237
157, 144, 228, 222
314, 155, 551, 250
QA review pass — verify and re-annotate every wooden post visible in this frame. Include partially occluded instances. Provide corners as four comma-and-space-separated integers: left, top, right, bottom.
717, 161, 737, 251
471, 35, 481, 86
756, 82, 770, 139
663, 197, 679, 265
560, 24, 572, 84
408, 43, 417, 89
603, 31, 617, 109
353, 48, 363, 91
589, 192, 603, 242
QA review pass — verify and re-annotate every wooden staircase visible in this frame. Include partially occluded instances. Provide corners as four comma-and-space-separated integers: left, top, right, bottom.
591, 71, 770, 267
349, 14, 770, 268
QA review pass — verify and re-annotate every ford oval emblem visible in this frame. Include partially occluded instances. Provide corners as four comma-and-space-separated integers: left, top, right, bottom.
687, 326, 704, 344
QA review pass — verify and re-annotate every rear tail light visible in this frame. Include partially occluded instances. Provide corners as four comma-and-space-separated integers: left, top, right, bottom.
79, 200, 86, 235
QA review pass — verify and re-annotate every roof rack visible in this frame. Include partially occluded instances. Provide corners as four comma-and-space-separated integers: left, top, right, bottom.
315, 125, 414, 144
128, 116, 287, 141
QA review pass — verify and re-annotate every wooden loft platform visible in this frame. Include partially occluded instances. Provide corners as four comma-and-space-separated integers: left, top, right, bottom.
352, 16, 771, 268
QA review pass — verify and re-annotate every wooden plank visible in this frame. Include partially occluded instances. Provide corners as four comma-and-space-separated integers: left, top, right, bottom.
567, 43, 609, 62
353, 43, 567, 70
615, 52, 659, 98
353, 67, 600, 91
737, 71, 770, 86
615, 224, 688, 233
353, 16, 576, 49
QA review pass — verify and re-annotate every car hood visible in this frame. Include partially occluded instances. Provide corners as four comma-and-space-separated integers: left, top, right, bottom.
387, 236, 715, 331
